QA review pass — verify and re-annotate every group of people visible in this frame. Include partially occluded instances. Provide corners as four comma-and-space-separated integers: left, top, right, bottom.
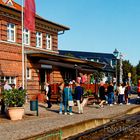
1, 79, 139, 115
58, 81, 84, 115
45, 80, 134, 115
98, 82, 132, 107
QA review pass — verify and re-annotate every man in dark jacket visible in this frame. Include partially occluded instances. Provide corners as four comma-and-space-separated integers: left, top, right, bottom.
107, 82, 114, 106
75, 83, 84, 113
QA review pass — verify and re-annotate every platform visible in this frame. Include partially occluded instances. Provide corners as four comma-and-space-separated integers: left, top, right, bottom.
0, 97, 140, 140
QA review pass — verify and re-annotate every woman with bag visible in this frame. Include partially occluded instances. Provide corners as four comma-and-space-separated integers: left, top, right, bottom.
58, 82, 64, 114
63, 81, 74, 115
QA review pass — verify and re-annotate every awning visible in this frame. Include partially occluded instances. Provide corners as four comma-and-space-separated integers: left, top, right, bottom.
26, 50, 105, 71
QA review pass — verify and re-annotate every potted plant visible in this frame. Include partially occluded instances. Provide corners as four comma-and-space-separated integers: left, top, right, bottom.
2, 89, 26, 120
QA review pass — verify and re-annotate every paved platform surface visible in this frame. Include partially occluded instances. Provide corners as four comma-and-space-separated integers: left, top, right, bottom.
0, 96, 140, 140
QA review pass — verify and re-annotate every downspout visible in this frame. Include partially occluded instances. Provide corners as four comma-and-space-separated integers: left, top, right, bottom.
58, 30, 65, 35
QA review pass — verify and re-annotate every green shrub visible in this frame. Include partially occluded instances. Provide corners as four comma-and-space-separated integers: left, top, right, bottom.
2, 89, 26, 107
83, 89, 93, 97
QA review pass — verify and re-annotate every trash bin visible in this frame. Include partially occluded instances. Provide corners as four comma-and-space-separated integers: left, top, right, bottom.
30, 100, 38, 111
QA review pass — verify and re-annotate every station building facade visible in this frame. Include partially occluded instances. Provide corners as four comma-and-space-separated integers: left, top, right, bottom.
0, 0, 105, 97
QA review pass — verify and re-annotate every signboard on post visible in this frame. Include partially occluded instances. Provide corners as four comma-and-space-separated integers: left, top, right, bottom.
128, 73, 131, 78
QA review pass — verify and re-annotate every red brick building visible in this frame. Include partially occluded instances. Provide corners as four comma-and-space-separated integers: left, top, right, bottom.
0, 0, 104, 97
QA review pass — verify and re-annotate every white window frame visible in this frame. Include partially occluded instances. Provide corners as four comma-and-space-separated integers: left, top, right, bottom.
26, 68, 31, 80
0, 76, 16, 84
46, 34, 52, 50
7, 23, 15, 42
36, 32, 42, 48
23, 28, 30, 45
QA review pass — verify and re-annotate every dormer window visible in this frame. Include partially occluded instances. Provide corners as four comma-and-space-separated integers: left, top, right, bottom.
90, 58, 99, 62
46, 34, 52, 50
5, 0, 14, 7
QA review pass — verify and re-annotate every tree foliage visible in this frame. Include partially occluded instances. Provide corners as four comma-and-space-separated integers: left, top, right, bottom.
122, 60, 137, 85
120, 60, 140, 85
136, 61, 140, 80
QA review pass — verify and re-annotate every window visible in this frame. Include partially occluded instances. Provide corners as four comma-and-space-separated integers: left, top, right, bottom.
26, 68, 31, 79
0, 76, 16, 84
7, 23, 15, 42
46, 34, 52, 50
23, 28, 30, 45
36, 32, 42, 48
90, 58, 99, 62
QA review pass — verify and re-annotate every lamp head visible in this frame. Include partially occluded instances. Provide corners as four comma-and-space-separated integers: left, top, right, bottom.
113, 48, 119, 58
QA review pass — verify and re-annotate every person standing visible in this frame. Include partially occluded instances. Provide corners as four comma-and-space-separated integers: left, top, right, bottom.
107, 82, 114, 106
125, 82, 131, 105
45, 82, 52, 108
63, 82, 73, 115
18, 82, 23, 90
11, 84, 16, 89
137, 79, 140, 98
117, 83, 125, 105
75, 83, 84, 114
98, 82, 106, 107
58, 82, 64, 114
4, 80, 12, 90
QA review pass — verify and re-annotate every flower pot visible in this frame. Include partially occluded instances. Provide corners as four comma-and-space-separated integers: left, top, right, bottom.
7, 107, 24, 121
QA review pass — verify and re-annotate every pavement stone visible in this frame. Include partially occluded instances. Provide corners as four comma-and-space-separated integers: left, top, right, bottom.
0, 96, 140, 140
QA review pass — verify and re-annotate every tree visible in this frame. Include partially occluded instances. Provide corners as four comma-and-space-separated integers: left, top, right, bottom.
120, 60, 137, 85
136, 61, 140, 80
122, 60, 132, 82
131, 66, 137, 85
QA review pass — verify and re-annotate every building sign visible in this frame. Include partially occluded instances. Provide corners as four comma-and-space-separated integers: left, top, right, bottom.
128, 73, 131, 78
41, 64, 52, 69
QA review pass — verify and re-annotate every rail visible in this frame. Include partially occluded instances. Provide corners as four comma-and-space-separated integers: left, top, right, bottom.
66, 113, 140, 140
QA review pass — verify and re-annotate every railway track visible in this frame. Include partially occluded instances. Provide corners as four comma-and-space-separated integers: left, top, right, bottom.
66, 113, 140, 140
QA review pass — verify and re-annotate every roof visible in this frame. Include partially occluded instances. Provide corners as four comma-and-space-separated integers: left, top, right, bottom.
59, 50, 116, 73
0, 0, 69, 31
0, 0, 21, 10
59, 50, 116, 60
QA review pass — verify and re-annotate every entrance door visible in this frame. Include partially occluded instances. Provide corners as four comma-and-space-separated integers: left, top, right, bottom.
39, 69, 46, 91
39, 69, 51, 90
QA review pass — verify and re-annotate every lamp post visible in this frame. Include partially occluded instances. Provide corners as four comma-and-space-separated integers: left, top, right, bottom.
113, 49, 119, 86
119, 53, 123, 84
74, 64, 78, 80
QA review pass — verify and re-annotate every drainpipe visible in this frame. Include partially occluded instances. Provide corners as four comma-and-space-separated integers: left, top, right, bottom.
58, 30, 65, 35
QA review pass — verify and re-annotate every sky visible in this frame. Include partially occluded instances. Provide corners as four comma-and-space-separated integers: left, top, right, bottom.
14, 0, 140, 66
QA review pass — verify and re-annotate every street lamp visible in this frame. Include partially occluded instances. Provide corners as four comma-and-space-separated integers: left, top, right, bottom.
113, 49, 123, 84
119, 53, 123, 84
74, 64, 78, 80
113, 49, 119, 86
